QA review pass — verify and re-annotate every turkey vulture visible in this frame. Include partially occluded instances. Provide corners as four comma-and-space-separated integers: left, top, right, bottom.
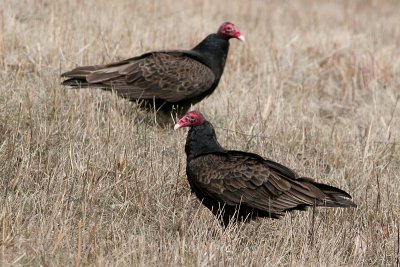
61, 22, 244, 117
175, 111, 357, 227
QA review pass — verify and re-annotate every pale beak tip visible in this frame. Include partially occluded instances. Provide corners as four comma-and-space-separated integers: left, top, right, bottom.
238, 35, 245, 43
174, 123, 181, 130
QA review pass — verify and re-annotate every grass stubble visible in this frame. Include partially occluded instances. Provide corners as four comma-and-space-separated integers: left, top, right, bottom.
0, 0, 399, 266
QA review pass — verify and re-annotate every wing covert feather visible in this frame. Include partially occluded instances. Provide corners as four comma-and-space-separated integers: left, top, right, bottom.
68, 52, 215, 103
188, 152, 329, 213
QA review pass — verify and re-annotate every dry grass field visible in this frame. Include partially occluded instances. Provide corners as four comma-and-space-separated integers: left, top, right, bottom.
1, 0, 400, 266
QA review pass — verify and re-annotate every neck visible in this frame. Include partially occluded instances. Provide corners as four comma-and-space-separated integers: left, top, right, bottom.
191, 34, 230, 78
185, 121, 226, 162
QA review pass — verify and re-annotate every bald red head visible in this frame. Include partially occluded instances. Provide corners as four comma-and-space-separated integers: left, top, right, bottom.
174, 111, 206, 130
216, 22, 245, 42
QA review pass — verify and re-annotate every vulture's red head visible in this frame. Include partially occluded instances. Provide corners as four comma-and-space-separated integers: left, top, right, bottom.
217, 22, 245, 42
174, 111, 206, 130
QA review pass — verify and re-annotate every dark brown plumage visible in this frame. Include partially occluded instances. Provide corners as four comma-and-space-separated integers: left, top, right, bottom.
61, 22, 244, 117
175, 111, 357, 227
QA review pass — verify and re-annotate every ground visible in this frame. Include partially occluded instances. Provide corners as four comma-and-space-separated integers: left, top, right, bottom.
0, 0, 399, 266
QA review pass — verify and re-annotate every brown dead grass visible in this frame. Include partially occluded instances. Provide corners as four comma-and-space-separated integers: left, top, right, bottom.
1, 0, 400, 266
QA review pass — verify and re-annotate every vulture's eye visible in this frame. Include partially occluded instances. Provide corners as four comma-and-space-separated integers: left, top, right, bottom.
225, 26, 233, 32
186, 116, 195, 123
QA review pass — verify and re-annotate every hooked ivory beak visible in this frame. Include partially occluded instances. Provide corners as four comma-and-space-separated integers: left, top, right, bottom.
238, 35, 245, 42
174, 123, 181, 130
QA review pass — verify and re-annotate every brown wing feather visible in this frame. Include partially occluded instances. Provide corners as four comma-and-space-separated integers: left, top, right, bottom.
189, 152, 354, 214
62, 52, 215, 103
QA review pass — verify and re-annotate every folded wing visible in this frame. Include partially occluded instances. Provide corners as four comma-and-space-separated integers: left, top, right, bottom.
61, 52, 215, 103
188, 151, 356, 217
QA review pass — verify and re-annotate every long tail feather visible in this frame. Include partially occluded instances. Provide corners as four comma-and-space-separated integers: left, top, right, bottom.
312, 181, 357, 208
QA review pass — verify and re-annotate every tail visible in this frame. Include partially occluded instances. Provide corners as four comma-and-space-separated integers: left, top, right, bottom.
61, 66, 99, 88
300, 178, 357, 208
61, 78, 91, 87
